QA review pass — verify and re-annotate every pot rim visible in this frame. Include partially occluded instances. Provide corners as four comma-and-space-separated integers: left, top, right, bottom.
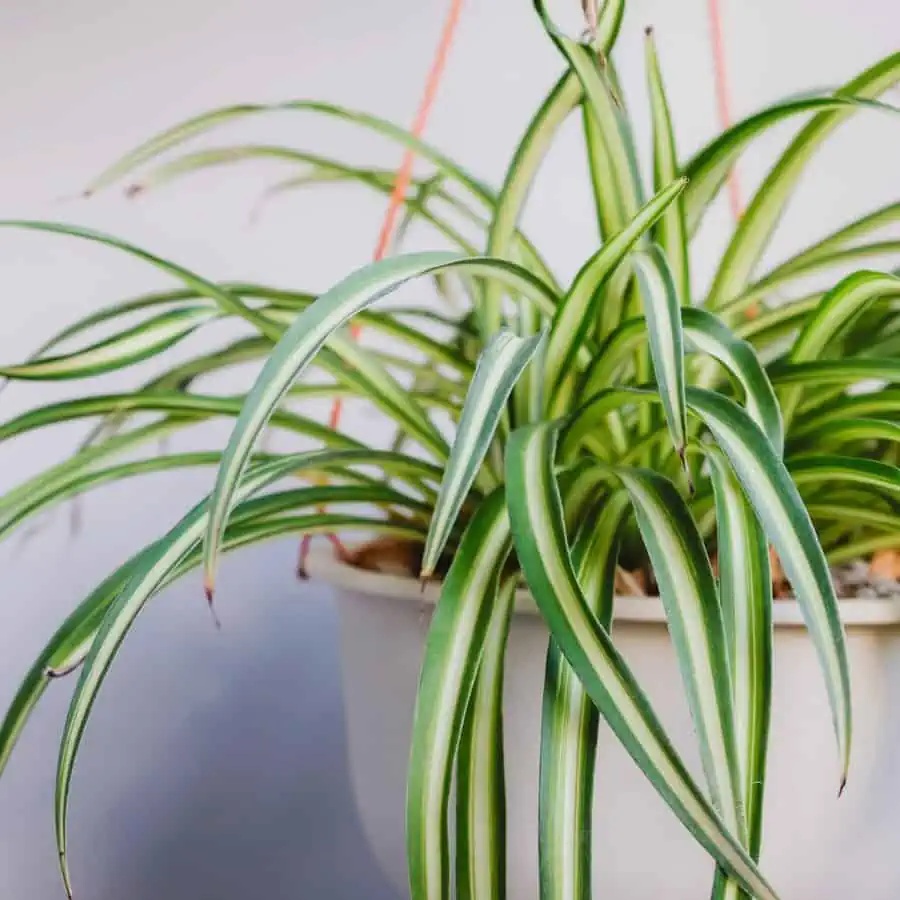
307, 548, 900, 629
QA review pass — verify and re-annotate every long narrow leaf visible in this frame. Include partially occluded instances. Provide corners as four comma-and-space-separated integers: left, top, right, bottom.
456, 576, 516, 900
422, 330, 544, 578
539, 492, 630, 900
645, 28, 690, 304
631, 246, 687, 456
706, 53, 900, 307
705, 447, 773, 900
53, 456, 427, 896
407, 491, 511, 900
686, 387, 851, 787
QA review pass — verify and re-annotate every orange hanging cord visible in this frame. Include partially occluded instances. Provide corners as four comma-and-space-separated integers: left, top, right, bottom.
300, 0, 466, 574
706, 0, 742, 222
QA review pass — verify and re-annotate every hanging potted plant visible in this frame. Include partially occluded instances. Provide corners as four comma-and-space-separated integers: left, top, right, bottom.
1, 0, 900, 897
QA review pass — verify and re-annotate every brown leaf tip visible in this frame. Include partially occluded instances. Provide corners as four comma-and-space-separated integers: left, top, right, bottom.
838, 775, 847, 798
125, 183, 144, 199
645, 25, 654, 37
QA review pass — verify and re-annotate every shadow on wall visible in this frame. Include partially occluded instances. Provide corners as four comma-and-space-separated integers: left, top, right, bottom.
0, 540, 398, 900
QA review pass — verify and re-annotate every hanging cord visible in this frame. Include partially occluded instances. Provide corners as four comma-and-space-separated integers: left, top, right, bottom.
707, 0, 742, 222
299, 0, 466, 575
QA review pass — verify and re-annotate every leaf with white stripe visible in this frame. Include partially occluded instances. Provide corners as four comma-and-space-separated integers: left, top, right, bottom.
422, 330, 544, 578
0, 498, 425, 792
539, 491, 630, 900
0, 391, 365, 452
645, 28, 690, 305
545, 180, 686, 404
781, 270, 900, 422
505, 421, 778, 900
631, 245, 687, 459
54, 460, 433, 897
0, 307, 215, 381
706, 52, 900, 307
202, 251, 558, 596
407, 491, 511, 900
686, 386, 851, 788
0, 221, 282, 341
615, 468, 743, 837
789, 455, 900, 499
456, 576, 516, 900
705, 447, 773, 900
683, 90, 900, 236
582, 307, 783, 455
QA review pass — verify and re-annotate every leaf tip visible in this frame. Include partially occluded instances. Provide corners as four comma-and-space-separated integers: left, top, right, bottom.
296, 535, 312, 580
207, 596, 222, 631
59, 848, 73, 900
644, 24, 654, 37
838, 774, 848, 798
418, 570, 433, 593
45, 659, 82, 680
124, 183, 144, 199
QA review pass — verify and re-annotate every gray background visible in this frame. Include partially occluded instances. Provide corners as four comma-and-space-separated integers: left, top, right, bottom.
0, 0, 898, 896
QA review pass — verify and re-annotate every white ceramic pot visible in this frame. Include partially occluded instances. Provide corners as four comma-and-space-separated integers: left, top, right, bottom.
310, 551, 900, 899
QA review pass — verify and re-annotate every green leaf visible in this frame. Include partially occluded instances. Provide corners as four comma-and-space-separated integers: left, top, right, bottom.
0, 502, 425, 790
582, 308, 783, 455
53, 455, 430, 896
0, 545, 158, 780
770, 357, 900, 387
0, 306, 215, 381
615, 468, 743, 838
685, 387, 851, 788
545, 180, 686, 405
780, 270, 900, 422
407, 491, 511, 900
422, 330, 544, 578
789, 454, 900, 498
134, 145, 481, 255
736, 241, 900, 314
480, 0, 624, 342
86, 100, 496, 203
786, 417, 900, 453
539, 492, 629, 900
505, 421, 778, 899
706, 52, 900, 307
0, 222, 282, 341
0, 391, 364, 450
765, 200, 900, 274
482, 73, 581, 340
684, 90, 900, 236
705, 447, 773, 900
456, 576, 516, 900
202, 251, 557, 595
631, 245, 688, 457
645, 28, 690, 305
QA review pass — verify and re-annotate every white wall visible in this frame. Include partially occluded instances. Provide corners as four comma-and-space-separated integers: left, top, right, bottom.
0, 0, 897, 896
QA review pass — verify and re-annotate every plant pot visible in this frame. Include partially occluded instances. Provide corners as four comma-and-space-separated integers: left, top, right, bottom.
310, 551, 900, 899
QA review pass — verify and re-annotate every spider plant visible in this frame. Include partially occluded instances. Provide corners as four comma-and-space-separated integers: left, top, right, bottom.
2, 0, 900, 897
